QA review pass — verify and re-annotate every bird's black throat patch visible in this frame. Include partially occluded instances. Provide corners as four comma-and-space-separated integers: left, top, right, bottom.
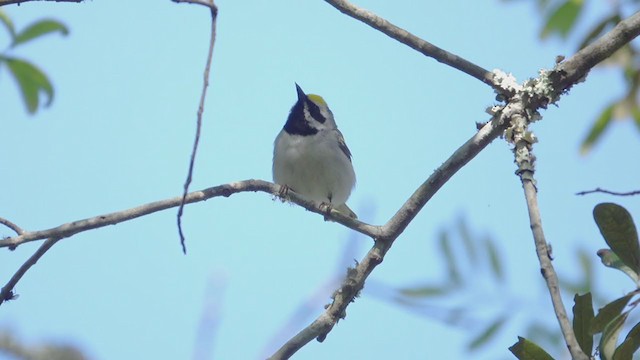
283, 100, 320, 136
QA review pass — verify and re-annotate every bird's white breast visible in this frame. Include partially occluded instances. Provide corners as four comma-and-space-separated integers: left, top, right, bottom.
273, 129, 355, 206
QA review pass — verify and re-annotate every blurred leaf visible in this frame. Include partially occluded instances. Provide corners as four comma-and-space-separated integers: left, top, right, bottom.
3, 56, 54, 114
600, 312, 629, 360
597, 249, 639, 284
0, 10, 16, 40
541, 0, 584, 39
485, 236, 504, 282
397, 285, 453, 298
573, 293, 594, 355
457, 217, 478, 267
593, 203, 640, 275
11, 19, 69, 48
467, 316, 507, 351
631, 104, 640, 134
591, 293, 634, 335
509, 336, 555, 360
577, 247, 594, 290
438, 231, 462, 286
581, 103, 614, 154
577, 13, 621, 50
613, 321, 640, 360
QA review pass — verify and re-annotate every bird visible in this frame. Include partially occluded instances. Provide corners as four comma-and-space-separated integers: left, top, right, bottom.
273, 83, 357, 218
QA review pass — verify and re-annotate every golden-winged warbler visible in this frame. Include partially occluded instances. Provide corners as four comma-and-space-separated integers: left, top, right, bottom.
273, 84, 357, 218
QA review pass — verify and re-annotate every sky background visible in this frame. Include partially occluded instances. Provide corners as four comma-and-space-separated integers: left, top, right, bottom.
1, 0, 640, 359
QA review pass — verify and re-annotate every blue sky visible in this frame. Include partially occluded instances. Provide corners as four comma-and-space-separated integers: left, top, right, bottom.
2, 1, 640, 359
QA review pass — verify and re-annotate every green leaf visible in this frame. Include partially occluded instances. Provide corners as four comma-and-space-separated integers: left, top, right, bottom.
467, 316, 507, 350
0, 10, 16, 40
581, 103, 614, 154
485, 236, 504, 282
597, 249, 639, 284
600, 312, 629, 360
632, 105, 640, 132
591, 293, 634, 335
4, 57, 54, 114
397, 285, 452, 298
438, 231, 461, 285
573, 293, 594, 355
540, 0, 584, 39
593, 203, 640, 276
509, 336, 555, 360
457, 217, 478, 266
12, 19, 69, 48
613, 321, 640, 360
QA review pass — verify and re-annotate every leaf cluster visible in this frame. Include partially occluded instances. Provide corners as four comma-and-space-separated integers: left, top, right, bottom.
512, 203, 640, 360
0, 10, 68, 114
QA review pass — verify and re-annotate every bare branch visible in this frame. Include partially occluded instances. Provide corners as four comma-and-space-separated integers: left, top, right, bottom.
554, 11, 640, 92
323, 0, 495, 88
0, 180, 381, 250
576, 187, 640, 196
270, 7, 640, 360
522, 180, 588, 360
172, 0, 214, 8
268, 118, 506, 359
0, 238, 59, 305
0, 217, 24, 236
173, 0, 219, 254
0, 0, 81, 6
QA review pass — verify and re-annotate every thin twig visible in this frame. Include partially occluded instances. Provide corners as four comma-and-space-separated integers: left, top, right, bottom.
0, 238, 59, 305
0, 0, 81, 6
174, 0, 218, 254
576, 187, 640, 196
522, 180, 588, 360
0, 180, 381, 250
0, 217, 24, 236
323, 0, 496, 88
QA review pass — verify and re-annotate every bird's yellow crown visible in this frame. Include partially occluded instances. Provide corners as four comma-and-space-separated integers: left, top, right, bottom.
307, 94, 327, 107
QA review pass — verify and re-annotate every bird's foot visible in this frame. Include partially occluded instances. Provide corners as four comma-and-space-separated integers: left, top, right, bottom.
275, 184, 291, 202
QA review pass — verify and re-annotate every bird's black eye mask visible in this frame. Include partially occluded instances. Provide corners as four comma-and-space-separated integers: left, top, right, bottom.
305, 99, 326, 124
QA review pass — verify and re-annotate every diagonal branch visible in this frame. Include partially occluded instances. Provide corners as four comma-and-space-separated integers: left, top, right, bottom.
554, 11, 640, 92
323, 0, 496, 88
0, 180, 381, 250
0, 238, 59, 305
0, 0, 82, 6
267, 118, 506, 359
270, 7, 640, 360
173, 0, 219, 254
0, 217, 24, 236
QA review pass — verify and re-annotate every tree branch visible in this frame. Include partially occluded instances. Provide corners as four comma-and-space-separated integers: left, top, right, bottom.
0, 180, 381, 250
268, 118, 506, 359
522, 180, 588, 360
172, 0, 219, 254
554, 11, 640, 92
0, 217, 24, 236
576, 187, 640, 196
0, 0, 81, 6
271, 6, 640, 360
0, 238, 59, 305
323, 0, 496, 88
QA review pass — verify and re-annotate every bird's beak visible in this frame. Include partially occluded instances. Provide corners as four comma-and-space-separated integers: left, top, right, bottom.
295, 83, 306, 101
